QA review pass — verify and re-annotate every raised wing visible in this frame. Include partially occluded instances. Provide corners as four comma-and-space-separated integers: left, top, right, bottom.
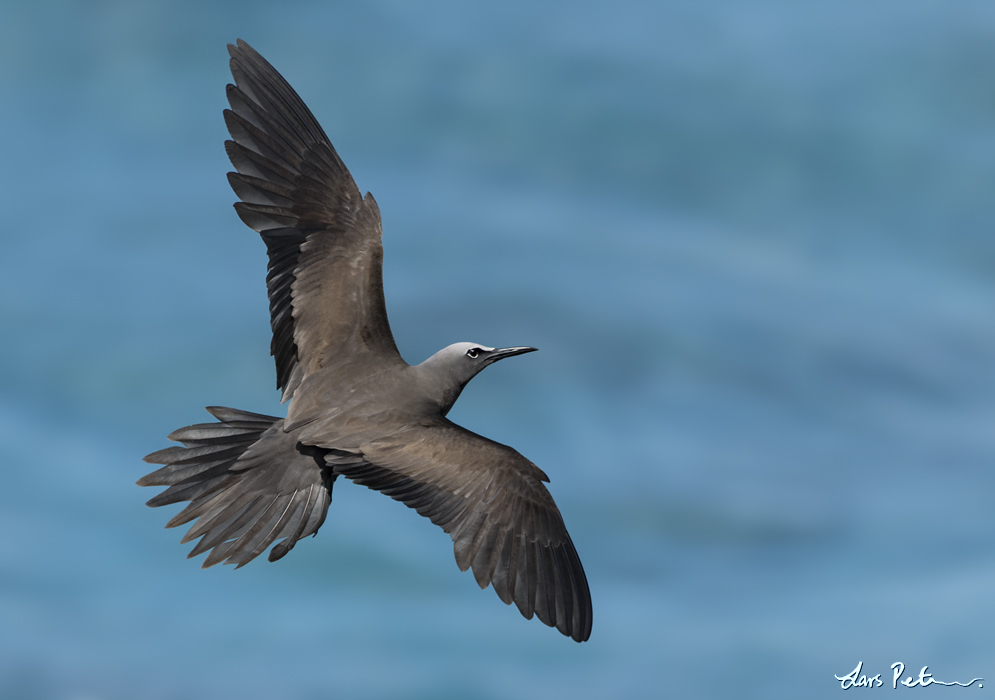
332, 419, 593, 642
225, 39, 403, 401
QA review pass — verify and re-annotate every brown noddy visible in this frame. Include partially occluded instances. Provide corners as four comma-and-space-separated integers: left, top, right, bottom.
139, 39, 592, 643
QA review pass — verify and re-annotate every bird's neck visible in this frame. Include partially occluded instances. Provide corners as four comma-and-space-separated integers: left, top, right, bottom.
411, 355, 469, 416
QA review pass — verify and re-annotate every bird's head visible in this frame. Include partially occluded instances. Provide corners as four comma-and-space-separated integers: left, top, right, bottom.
419, 342, 537, 414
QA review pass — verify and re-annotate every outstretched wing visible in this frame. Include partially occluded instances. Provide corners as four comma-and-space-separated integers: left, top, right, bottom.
225, 39, 403, 401
330, 419, 592, 642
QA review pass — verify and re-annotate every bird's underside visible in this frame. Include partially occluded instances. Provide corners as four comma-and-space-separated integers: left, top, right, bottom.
139, 39, 592, 643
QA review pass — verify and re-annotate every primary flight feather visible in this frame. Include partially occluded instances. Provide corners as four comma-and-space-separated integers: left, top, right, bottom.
139, 39, 592, 643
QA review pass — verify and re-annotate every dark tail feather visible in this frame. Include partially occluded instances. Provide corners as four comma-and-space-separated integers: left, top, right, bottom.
140, 406, 332, 568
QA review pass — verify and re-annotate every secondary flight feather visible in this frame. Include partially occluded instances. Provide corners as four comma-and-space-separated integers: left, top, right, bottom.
139, 39, 592, 643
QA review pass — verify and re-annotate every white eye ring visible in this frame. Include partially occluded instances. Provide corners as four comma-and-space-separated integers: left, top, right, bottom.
466, 348, 480, 359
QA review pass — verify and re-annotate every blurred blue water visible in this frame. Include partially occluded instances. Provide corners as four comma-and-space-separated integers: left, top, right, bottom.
2, 1, 995, 698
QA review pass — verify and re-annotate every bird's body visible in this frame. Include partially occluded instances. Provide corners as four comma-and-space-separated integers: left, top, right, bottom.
140, 40, 592, 642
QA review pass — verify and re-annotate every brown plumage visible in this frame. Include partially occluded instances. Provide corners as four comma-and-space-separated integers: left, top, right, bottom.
139, 39, 592, 643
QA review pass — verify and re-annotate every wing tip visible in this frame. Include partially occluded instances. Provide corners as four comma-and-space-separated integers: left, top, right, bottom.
228, 38, 252, 58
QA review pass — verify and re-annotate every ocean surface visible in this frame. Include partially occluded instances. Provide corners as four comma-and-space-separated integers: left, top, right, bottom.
2, 1, 995, 698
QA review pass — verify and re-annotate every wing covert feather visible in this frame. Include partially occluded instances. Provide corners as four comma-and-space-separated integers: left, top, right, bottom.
330, 420, 592, 642
225, 40, 403, 400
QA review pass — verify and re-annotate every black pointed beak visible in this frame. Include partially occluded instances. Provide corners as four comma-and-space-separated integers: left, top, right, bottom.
487, 346, 538, 362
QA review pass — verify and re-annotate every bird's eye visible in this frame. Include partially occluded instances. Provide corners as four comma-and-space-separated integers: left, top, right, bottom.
466, 348, 480, 359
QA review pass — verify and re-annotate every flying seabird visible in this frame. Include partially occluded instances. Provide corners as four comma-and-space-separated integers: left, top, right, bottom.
139, 39, 592, 643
